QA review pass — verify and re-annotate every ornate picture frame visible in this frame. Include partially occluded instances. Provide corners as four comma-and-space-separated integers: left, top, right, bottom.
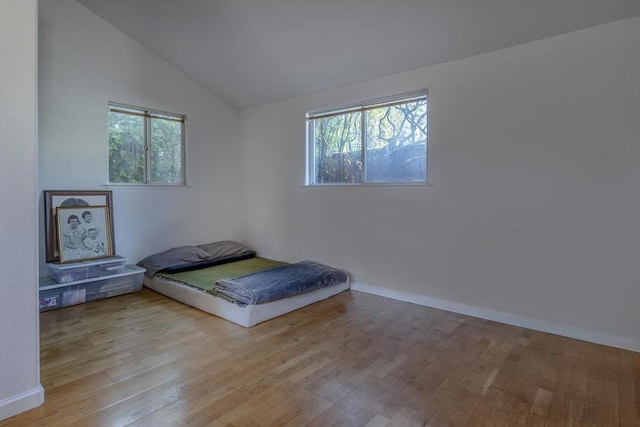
44, 190, 114, 262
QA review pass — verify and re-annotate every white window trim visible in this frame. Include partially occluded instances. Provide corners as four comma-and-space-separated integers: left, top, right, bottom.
108, 102, 187, 186
306, 90, 428, 186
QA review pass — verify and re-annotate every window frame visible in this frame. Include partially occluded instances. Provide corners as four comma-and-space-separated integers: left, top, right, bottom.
108, 102, 187, 186
306, 90, 428, 186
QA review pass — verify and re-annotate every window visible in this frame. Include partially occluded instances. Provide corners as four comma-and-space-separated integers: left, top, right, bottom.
307, 91, 427, 185
108, 103, 186, 185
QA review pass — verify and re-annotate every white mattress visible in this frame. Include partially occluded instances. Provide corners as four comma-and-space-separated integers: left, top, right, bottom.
144, 274, 350, 327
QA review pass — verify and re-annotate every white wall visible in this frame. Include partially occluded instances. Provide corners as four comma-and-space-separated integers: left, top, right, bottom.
38, 0, 243, 273
0, 0, 44, 420
240, 17, 640, 351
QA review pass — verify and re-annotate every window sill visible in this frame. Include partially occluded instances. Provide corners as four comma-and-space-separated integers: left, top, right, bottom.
302, 182, 432, 188
102, 183, 192, 189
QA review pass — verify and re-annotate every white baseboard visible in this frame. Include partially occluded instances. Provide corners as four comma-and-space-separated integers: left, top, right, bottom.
351, 282, 640, 353
0, 385, 44, 422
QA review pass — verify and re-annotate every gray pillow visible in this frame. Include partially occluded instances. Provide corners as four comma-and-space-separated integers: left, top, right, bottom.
137, 245, 209, 278
197, 240, 255, 260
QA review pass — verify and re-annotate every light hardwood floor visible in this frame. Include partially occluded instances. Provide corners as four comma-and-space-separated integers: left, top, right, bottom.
2, 288, 639, 426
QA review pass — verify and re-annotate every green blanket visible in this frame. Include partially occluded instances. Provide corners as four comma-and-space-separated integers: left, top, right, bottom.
158, 257, 286, 303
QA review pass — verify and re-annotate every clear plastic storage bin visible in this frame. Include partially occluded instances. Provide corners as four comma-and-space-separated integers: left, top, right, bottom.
46, 256, 127, 283
39, 264, 145, 312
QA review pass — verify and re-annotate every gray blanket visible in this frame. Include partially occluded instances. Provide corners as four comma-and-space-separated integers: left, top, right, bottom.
214, 261, 348, 305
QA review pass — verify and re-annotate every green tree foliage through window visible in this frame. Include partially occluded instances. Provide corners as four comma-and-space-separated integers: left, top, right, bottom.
150, 116, 183, 184
108, 104, 185, 185
308, 92, 427, 185
108, 110, 145, 183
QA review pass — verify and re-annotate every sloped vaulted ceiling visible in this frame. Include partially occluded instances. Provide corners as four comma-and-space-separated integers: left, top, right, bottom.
74, 0, 640, 109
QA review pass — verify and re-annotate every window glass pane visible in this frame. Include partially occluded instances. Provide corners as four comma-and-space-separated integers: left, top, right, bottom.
365, 99, 427, 183
312, 111, 362, 184
108, 110, 145, 183
150, 117, 183, 184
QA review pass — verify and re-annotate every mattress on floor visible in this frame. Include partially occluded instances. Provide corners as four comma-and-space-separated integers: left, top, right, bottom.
144, 257, 350, 327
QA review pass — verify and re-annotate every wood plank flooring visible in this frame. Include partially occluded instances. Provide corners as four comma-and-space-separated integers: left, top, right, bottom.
2, 288, 639, 426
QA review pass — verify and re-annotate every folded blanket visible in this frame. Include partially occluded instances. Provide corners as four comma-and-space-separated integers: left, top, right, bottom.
215, 260, 348, 305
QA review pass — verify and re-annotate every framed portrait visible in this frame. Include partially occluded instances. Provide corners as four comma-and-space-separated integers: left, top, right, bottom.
56, 206, 114, 263
44, 190, 114, 262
